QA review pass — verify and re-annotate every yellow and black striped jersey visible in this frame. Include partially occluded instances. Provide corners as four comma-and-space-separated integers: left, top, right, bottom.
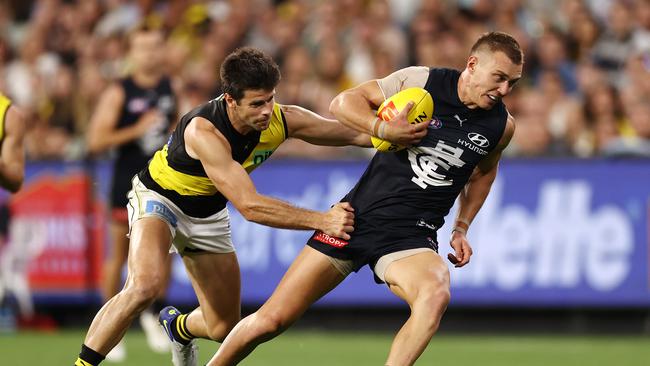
138, 94, 288, 217
0, 94, 12, 143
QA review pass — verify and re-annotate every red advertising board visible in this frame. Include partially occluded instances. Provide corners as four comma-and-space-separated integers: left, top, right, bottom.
7, 173, 104, 292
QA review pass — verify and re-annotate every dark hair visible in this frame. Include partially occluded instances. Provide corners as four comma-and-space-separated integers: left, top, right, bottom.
470, 31, 524, 65
220, 47, 281, 102
127, 21, 164, 46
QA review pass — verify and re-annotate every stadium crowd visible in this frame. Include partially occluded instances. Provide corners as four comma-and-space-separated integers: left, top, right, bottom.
0, 0, 648, 160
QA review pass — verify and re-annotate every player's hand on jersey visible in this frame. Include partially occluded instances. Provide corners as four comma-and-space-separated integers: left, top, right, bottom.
383, 102, 429, 146
447, 230, 473, 268
134, 109, 163, 135
321, 202, 355, 240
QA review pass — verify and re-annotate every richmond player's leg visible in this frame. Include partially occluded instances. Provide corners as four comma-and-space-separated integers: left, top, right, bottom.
75, 217, 173, 366
158, 251, 242, 366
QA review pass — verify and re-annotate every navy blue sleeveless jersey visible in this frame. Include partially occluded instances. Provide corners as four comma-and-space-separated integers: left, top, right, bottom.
110, 76, 176, 209
308, 68, 508, 273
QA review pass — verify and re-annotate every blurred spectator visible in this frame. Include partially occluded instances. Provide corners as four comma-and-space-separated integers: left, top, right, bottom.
573, 84, 634, 156
590, 0, 637, 87
632, 0, 650, 53
567, 12, 602, 62
0, 0, 646, 160
602, 99, 650, 156
538, 69, 582, 155
505, 88, 553, 156
532, 29, 578, 94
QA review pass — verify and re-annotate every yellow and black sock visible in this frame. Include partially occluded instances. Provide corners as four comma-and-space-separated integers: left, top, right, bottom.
171, 313, 195, 345
74, 344, 104, 366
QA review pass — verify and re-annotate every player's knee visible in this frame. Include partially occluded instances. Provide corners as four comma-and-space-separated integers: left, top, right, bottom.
255, 310, 291, 338
414, 273, 451, 315
122, 279, 161, 311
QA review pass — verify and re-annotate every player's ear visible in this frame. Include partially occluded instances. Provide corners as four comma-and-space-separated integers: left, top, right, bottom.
224, 93, 237, 107
467, 55, 478, 73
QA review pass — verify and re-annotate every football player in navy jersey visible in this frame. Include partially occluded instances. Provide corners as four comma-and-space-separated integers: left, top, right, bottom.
208, 31, 523, 366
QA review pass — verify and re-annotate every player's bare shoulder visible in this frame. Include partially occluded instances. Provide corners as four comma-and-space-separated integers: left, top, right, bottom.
185, 116, 230, 158
377, 66, 430, 98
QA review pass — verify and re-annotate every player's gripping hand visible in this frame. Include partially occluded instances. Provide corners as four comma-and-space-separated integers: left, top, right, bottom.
447, 230, 473, 268
383, 102, 429, 146
321, 202, 355, 240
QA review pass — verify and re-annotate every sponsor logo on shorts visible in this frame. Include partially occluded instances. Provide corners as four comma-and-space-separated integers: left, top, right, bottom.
416, 218, 437, 230
145, 200, 178, 227
313, 231, 348, 248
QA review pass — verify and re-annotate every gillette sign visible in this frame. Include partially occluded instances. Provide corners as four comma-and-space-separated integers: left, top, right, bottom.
438, 160, 649, 307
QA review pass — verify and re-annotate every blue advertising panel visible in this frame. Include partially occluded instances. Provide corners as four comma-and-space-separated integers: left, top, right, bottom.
164, 159, 650, 307
7, 159, 648, 307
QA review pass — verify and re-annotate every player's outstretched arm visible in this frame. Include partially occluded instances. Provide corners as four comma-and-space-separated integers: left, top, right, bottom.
449, 115, 516, 267
281, 104, 371, 147
0, 106, 25, 192
186, 117, 355, 239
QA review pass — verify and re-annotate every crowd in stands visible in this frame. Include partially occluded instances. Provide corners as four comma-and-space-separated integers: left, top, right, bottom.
0, 0, 648, 160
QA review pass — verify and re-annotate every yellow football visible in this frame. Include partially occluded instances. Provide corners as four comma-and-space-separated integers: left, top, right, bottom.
372, 87, 434, 152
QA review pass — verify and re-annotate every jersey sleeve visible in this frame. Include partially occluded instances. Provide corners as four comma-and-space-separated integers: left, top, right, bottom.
376, 66, 430, 100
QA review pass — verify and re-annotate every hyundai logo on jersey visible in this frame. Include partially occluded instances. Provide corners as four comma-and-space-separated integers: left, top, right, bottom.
468, 132, 489, 147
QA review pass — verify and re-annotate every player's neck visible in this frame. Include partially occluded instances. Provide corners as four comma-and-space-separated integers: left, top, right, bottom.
457, 70, 478, 109
132, 70, 162, 88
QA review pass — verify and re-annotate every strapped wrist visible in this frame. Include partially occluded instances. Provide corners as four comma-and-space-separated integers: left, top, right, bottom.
370, 117, 382, 136
457, 217, 471, 226
377, 120, 387, 139
452, 226, 467, 235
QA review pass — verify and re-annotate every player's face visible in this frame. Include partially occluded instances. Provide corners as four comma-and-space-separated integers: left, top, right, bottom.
466, 50, 522, 109
129, 31, 164, 74
230, 89, 275, 131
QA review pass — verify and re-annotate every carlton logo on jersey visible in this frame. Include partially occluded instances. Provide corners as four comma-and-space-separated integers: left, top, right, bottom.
128, 98, 150, 113
408, 142, 465, 189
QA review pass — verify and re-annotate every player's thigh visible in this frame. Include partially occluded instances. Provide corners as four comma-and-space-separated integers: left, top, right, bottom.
125, 216, 173, 287
259, 246, 346, 321
182, 251, 241, 324
384, 251, 449, 304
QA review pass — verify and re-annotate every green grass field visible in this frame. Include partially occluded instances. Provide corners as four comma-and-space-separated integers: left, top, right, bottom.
2, 329, 649, 365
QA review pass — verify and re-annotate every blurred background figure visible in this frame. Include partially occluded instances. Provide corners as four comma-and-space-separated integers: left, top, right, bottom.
85, 23, 177, 362
0, 91, 27, 332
